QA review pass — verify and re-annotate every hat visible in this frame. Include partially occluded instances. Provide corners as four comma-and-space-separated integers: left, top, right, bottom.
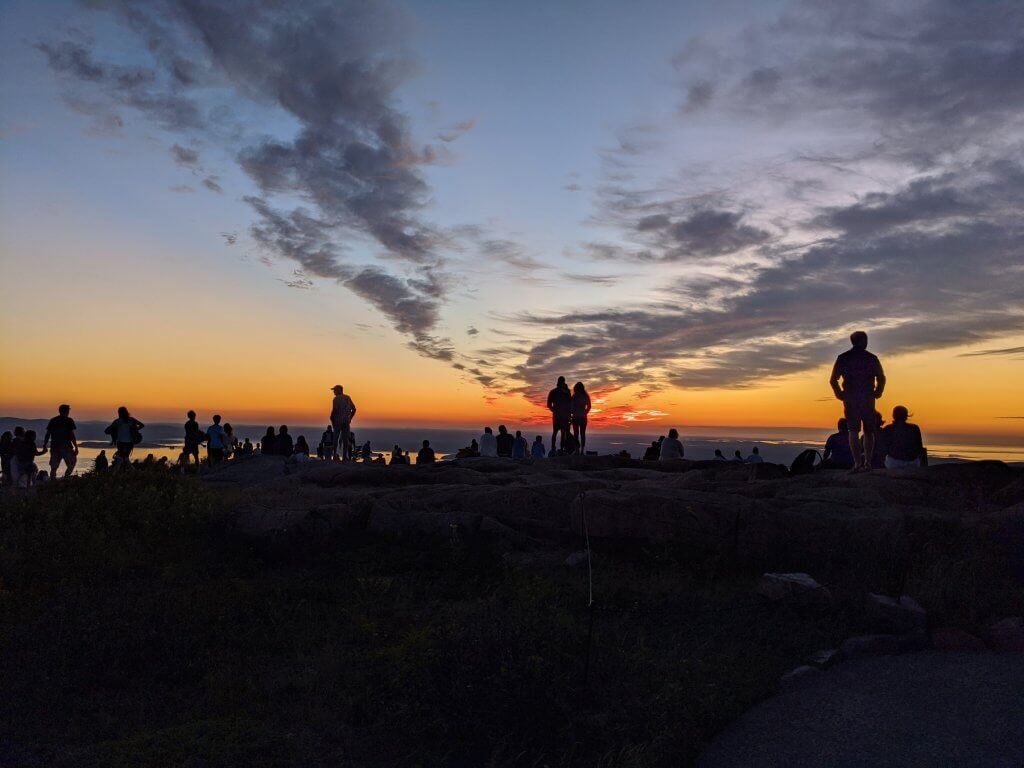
330, 384, 344, 392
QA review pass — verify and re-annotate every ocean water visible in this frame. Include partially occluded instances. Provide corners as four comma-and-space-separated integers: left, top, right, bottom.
7, 420, 1020, 476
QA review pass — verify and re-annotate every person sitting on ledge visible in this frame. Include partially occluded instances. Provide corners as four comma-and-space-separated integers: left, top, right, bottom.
732, 450, 744, 462
659, 429, 684, 461
276, 425, 293, 457
417, 440, 436, 464
823, 418, 855, 469
643, 437, 663, 461
745, 447, 764, 464
881, 406, 925, 469
455, 439, 479, 459
390, 445, 410, 465
479, 427, 498, 458
512, 430, 529, 459
261, 427, 276, 455
496, 425, 514, 458
713, 449, 727, 461
531, 435, 547, 459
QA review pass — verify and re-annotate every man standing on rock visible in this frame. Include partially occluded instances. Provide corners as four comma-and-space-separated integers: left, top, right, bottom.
547, 376, 572, 454
829, 331, 886, 473
329, 385, 357, 462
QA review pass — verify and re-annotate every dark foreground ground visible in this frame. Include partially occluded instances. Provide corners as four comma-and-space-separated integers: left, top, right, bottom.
1, 457, 1022, 766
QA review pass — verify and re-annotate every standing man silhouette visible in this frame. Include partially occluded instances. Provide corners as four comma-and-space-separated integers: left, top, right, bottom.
547, 376, 572, 453
829, 331, 886, 472
329, 385, 357, 462
43, 404, 78, 478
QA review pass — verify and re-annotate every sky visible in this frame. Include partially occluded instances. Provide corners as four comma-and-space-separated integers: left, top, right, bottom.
1, 0, 1022, 434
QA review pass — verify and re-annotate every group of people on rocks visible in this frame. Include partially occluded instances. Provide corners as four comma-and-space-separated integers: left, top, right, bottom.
0, 331, 929, 486
825, 331, 926, 472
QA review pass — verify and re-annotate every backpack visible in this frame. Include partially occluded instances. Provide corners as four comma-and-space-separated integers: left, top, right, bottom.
789, 449, 820, 476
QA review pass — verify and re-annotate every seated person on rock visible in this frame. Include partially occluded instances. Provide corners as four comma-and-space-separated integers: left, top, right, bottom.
659, 429, 684, 461
713, 449, 727, 461
531, 435, 547, 459
822, 418, 855, 469
417, 440, 436, 464
496, 425, 515, 458
745, 446, 764, 463
479, 427, 498, 458
512, 430, 529, 459
880, 406, 925, 469
643, 437, 663, 461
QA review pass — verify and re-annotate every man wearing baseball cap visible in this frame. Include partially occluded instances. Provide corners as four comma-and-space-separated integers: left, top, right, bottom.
329, 385, 357, 462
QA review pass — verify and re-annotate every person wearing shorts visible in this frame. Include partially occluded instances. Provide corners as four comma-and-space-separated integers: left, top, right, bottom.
44, 404, 78, 478
829, 331, 886, 472
329, 385, 357, 462
547, 376, 572, 454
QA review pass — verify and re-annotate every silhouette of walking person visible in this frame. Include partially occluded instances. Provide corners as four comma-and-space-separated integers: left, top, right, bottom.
43, 404, 78, 478
547, 376, 572, 453
571, 382, 592, 453
829, 331, 886, 473
105, 407, 144, 465
329, 385, 357, 462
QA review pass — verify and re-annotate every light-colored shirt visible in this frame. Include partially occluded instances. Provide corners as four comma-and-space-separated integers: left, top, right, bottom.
479, 432, 498, 457
206, 424, 225, 449
531, 441, 546, 459
659, 437, 685, 460
745, 453, 764, 464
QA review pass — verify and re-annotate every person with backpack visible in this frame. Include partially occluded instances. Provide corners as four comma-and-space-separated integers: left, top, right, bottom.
105, 407, 144, 461
829, 331, 886, 473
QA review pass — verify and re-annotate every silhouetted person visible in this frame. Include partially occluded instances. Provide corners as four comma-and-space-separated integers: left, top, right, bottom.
823, 418, 855, 469
242, 438, 254, 455
417, 439, 436, 464
261, 427, 277, 455
223, 423, 237, 458
528, 436, 545, 459
0, 431, 13, 487
659, 428, 684, 460
36, 470, 49, 485
294, 436, 311, 457
745, 446, 763, 464
512, 430, 529, 459
571, 381, 592, 453
479, 427, 498, 458
105, 407, 144, 462
206, 414, 226, 465
329, 384, 357, 462
276, 425, 293, 456
830, 331, 886, 473
496, 425, 514, 457
93, 450, 108, 474
881, 405, 924, 468
547, 376, 572, 453
732, 450, 743, 462
14, 430, 46, 488
713, 449, 727, 461
869, 410, 888, 469
391, 445, 410, 465
318, 425, 334, 459
43, 404, 78, 479
183, 410, 205, 468
562, 430, 580, 455
643, 439, 662, 461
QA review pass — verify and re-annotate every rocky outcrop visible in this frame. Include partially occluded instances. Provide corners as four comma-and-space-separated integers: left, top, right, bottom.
211, 456, 1024, 578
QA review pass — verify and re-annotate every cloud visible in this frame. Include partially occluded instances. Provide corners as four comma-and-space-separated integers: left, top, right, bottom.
220, 231, 237, 246
435, 118, 476, 143
169, 184, 194, 193
170, 143, 200, 167
40, 0, 455, 364
559, 273, 620, 286
958, 346, 1024, 358
562, 183, 582, 192
466, 326, 479, 336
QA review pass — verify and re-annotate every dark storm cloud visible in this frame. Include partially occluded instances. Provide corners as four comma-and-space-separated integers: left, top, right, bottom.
40, 0, 457, 363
